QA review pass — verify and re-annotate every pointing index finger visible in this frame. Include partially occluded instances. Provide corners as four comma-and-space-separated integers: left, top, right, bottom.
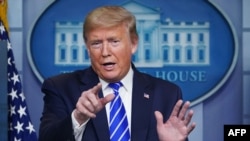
91, 83, 102, 96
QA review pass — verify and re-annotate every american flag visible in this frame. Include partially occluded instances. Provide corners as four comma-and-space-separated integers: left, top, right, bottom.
0, 20, 38, 141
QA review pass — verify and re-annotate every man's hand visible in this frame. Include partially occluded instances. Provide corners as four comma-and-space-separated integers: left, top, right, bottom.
155, 100, 196, 141
74, 83, 115, 125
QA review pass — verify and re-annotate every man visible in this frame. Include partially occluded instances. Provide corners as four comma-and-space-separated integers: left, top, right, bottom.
39, 6, 195, 141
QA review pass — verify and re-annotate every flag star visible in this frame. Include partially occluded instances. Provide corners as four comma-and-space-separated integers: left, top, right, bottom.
8, 57, 12, 65
17, 105, 27, 118
9, 122, 13, 131
10, 105, 16, 116
14, 121, 24, 134
26, 122, 36, 134
19, 92, 26, 101
7, 41, 11, 50
11, 72, 20, 85
8, 73, 11, 81
14, 137, 21, 141
9, 88, 18, 100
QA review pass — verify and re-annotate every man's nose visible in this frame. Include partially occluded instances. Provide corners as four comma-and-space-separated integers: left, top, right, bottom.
101, 42, 110, 57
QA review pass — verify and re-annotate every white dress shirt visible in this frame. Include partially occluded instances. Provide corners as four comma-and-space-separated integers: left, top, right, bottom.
71, 66, 133, 141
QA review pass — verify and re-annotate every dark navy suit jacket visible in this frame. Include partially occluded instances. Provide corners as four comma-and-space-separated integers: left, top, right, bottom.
39, 65, 183, 141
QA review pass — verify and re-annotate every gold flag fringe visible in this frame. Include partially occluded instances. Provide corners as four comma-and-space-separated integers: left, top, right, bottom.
0, 0, 9, 34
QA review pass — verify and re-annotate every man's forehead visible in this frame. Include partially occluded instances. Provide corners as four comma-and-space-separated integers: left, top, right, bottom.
87, 26, 127, 38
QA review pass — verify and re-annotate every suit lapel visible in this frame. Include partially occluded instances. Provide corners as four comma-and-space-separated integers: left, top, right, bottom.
130, 69, 154, 141
79, 67, 110, 141
92, 90, 110, 141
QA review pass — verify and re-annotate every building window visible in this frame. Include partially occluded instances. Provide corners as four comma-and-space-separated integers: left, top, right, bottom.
198, 33, 204, 42
174, 45, 181, 62
162, 45, 169, 62
145, 49, 150, 61
197, 45, 205, 62
175, 49, 180, 61
144, 33, 150, 42
175, 33, 180, 42
59, 45, 66, 61
60, 34, 66, 42
84, 48, 89, 61
163, 33, 168, 42
72, 33, 78, 42
187, 33, 192, 42
186, 46, 193, 62
71, 45, 78, 62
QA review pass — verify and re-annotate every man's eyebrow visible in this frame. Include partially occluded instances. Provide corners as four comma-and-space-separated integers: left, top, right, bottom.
90, 39, 102, 42
107, 36, 119, 41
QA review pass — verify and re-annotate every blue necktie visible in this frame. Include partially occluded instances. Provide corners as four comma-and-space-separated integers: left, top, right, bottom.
109, 82, 130, 141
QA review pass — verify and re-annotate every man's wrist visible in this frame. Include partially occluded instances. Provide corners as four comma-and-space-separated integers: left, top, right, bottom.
73, 109, 89, 125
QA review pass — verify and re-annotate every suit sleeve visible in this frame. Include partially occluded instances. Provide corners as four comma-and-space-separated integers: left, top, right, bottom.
39, 78, 76, 141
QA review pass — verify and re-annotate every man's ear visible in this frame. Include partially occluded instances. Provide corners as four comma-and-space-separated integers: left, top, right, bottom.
131, 37, 138, 54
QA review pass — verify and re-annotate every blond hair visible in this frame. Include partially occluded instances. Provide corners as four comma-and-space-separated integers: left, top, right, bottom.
83, 6, 138, 43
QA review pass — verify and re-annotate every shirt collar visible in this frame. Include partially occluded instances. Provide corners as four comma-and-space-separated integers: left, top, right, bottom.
99, 66, 134, 91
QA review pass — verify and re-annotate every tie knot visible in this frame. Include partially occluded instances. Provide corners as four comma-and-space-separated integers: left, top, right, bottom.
109, 82, 123, 92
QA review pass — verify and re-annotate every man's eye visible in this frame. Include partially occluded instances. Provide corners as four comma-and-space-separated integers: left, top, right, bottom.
92, 42, 99, 45
111, 40, 120, 46
91, 42, 101, 48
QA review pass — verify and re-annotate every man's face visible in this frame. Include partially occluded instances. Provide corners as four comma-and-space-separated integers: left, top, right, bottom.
85, 24, 138, 82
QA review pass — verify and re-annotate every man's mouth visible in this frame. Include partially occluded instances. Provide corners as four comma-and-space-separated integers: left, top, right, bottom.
103, 62, 115, 66
102, 62, 115, 70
